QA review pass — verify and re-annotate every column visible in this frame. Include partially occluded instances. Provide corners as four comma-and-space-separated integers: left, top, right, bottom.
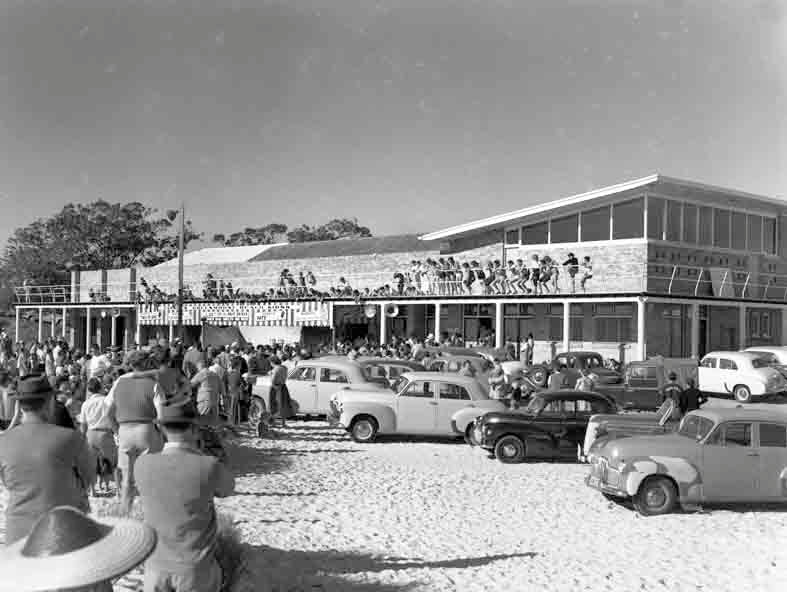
433, 302, 442, 341
96, 315, 103, 350
85, 308, 92, 349
379, 303, 388, 345
738, 304, 746, 350
62, 306, 67, 338
168, 323, 174, 344
50, 312, 55, 338
637, 297, 647, 361
562, 301, 570, 353
495, 302, 504, 349
135, 315, 141, 349
37, 307, 43, 342
15, 307, 20, 340
111, 315, 118, 347
690, 303, 700, 359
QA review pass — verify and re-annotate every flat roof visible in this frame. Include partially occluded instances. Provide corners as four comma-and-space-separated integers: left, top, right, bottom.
420, 174, 787, 241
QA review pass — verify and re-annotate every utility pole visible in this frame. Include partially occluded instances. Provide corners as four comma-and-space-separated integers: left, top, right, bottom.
177, 202, 185, 342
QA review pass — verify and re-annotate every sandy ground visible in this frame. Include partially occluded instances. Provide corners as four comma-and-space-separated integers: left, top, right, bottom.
3, 403, 787, 591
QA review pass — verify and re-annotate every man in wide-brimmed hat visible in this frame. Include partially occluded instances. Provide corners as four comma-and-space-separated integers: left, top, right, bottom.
0, 505, 156, 592
0, 376, 95, 544
136, 395, 234, 592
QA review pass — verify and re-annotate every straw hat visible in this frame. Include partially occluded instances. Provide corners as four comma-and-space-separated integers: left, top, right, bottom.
0, 506, 156, 592
11, 375, 54, 402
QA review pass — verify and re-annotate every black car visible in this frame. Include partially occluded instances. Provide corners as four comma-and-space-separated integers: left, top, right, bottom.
474, 390, 617, 463
527, 351, 622, 388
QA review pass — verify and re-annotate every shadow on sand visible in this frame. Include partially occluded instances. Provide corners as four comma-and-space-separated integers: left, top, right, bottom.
233, 546, 538, 592
225, 440, 295, 476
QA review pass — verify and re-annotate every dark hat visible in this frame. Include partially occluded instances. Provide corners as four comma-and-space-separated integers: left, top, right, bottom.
156, 395, 198, 425
0, 506, 156, 592
668, 371, 678, 380
12, 376, 54, 401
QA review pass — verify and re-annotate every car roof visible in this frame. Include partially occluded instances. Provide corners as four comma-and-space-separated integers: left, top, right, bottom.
702, 351, 758, 361
298, 358, 363, 370
400, 371, 483, 385
358, 358, 424, 367
535, 389, 610, 400
691, 407, 787, 424
744, 346, 787, 353
555, 351, 603, 358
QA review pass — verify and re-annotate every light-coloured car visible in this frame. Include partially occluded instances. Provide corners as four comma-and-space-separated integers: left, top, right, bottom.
329, 371, 506, 442
586, 408, 787, 515
698, 351, 786, 403
744, 346, 787, 379
357, 358, 426, 386
249, 359, 389, 416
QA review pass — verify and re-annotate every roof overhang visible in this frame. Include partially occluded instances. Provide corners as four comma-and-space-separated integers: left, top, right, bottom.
419, 174, 787, 242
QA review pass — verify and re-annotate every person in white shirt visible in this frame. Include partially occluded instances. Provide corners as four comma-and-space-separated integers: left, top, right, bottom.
86, 345, 109, 381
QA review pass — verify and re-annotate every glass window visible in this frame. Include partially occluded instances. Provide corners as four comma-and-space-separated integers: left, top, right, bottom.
760, 423, 787, 447
731, 212, 746, 250
291, 367, 316, 381
504, 304, 519, 316
647, 197, 665, 240
764, 217, 776, 255
581, 206, 610, 242
575, 398, 594, 414
320, 368, 349, 383
464, 304, 478, 316
714, 209, 731, 248
683, 204, 697, 244
699, 206, 713, 245
505, 229, 519, 246
365, 365, 388, 379
439, 383, 471, 400
748, 215, 762, 252
700, 357, 716, 368
666, 200, 682, 242
679, 415, 716, 440
612, 197, 644, 239
402, 380, 434, 398
478, 304, 494, 317
718, 358, 738, 370
388, 366, 407, 379
522, 221, 548, 245
550, 214, 578, 244
724, 422, 752, 447
540, 399, 567, 415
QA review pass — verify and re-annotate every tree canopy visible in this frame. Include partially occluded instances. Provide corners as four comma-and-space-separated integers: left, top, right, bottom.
0, 201, 201, 285
214, 218, 372, 246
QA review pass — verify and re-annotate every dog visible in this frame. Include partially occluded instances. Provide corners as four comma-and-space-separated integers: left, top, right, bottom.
91, 448, 116, 496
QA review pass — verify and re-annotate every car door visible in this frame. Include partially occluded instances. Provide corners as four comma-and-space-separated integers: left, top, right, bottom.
701, 421, 760, 501
559, 398, 588, 459
754, 422, 787, 500
317, 367, 350, 413
436, 382, 474, 436
716, 357, 739, 395
622, 366, 661, 410
287, 366, 318, 412
526, 398, 567, 458
396, 379, 437, 433
698, 356, 718, 393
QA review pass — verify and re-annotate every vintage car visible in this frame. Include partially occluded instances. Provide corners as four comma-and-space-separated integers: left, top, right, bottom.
586, 408, 787, 515
582, 400, 677, 462
473, 391, 618, 463
357, 358, 426, 385
698, 350, 786, 403
328, 372, 506, 442
604, 356, 699, 411
526, 351, 622, 388
248, 358, 389, 417
744, 346, 787, 379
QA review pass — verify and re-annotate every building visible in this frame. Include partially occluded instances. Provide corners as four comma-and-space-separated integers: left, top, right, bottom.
14, 174, 787, 362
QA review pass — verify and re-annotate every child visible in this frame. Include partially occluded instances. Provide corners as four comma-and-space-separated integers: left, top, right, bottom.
581, 255, 593, 292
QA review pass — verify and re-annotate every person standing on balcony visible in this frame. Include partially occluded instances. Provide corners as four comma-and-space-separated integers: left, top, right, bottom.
580, 256, 593, 292
529, 255, 541, 295
563, 253, 579, 293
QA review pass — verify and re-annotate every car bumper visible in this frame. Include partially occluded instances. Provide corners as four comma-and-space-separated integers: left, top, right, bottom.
585, 474, 628, 498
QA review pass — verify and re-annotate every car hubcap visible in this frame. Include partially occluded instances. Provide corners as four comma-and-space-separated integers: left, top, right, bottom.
645, 486, 666, 508
355, 422, 372, 439
502, 443, 519, 457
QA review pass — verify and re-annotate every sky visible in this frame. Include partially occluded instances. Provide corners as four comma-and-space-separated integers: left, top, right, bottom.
0, 0, 785, 249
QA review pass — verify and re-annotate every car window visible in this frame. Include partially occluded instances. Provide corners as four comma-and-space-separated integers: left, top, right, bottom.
718, 358, 738, 371
540, 399, 568, 416
586, 356, 603, 369
700, 357, 717, 368
759, 423, 787, 447
388, 366, 406, 378
365, 365, 388, 379
290, 367, 316, 381
574, 398, 594, 415
751, 357, 773, 369
401, 380, 434, 398
628, 365, 658, 387
590, 399, 613, 414
320, 368, 349, 383
555, 356, 569, 368
708, 422, 752, 447
439, 383, 471, 401
679, 415, 715, 440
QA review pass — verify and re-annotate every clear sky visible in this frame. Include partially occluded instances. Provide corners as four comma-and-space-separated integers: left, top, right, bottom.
0, 0, 784, 248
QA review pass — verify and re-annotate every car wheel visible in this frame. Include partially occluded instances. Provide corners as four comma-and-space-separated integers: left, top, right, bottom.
494, 435, 526, 463
350, 416, 378, 443
733, 385, 752, 403
633, 476, 678, 516
464, 422, 477, 446
529, 367, 548, 388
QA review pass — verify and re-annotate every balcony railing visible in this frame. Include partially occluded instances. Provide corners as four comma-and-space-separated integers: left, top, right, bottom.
14, 262, 787, 304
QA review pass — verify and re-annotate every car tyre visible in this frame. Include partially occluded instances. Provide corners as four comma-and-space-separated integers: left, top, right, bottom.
634, 476, 678, 516
494, 435, 526, 463
733, 385, 752, 404
529, 366, 548, 388
464, 422, 477, 446
350, 416, 378, 443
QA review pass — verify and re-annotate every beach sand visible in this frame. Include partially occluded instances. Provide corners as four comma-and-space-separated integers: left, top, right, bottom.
3, 418, 787, 591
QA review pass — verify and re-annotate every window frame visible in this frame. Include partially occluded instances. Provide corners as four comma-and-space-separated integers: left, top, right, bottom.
400, 380, 435, 398
758, 423, 787, 448
319, 367, 350, 384
438, 382, 472, 401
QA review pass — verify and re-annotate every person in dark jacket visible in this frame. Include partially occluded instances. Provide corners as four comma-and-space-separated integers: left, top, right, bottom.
268, 356, 292, 428
660, 372, 685, 421
679, 377, 706, 415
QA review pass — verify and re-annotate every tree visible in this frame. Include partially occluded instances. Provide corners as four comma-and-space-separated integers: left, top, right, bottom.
212, 223, 288, 247
0, 201, 201, 285
286, 218, 372, 243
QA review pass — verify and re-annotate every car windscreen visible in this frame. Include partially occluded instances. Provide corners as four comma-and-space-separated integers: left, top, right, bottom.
391, 375, 409, 393
677, 415, 715, 440
585, 356, 604, 369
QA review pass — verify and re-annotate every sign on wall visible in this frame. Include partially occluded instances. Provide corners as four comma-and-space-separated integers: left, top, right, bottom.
137, 301, 330, 327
